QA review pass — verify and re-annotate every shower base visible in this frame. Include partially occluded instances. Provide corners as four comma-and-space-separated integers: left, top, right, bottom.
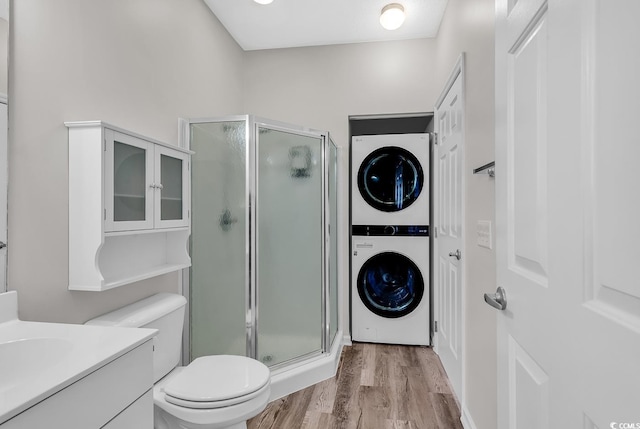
223, 332, 344, 400
269, 332, 344, 400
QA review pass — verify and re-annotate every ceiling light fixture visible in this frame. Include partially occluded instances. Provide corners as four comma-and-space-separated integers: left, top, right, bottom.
254, 0, 274, 4
380, 3, 406, 30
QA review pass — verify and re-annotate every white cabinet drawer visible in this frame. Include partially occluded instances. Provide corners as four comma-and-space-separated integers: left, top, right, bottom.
2, 340, 153, 429
102, 390, 153, 429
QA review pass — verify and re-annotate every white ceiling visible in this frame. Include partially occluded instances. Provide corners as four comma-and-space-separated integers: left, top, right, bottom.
204, 0, 449, 51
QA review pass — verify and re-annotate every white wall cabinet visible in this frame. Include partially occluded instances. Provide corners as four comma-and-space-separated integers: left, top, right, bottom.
67, 121, 192, 291
104, 129, 190, 232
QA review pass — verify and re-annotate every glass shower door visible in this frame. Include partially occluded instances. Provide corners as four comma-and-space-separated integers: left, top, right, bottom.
256, 125, 324, 366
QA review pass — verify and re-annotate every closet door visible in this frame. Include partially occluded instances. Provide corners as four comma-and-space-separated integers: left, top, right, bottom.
494, 0, 640, 427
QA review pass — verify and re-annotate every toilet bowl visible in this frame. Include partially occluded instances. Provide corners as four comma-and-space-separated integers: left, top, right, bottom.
85, 293, 271, 429
153, 355, 271, 429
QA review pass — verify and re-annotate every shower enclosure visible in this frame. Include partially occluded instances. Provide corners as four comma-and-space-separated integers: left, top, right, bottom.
188, 116, 340, 392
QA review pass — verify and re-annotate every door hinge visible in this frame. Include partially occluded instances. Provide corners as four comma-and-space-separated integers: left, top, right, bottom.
433, 226, 438, 238
434, 321, 438, 333
430, 132, 438, 145
104, 209, 106, 220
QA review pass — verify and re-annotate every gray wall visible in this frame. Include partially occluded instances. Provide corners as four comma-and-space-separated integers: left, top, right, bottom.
9, 3, 497, 427
243, 39, 439, 341
244, 2, 497, 427
434, 0, 497, 428
244, 39, 439, 146
9, 0, 244, 323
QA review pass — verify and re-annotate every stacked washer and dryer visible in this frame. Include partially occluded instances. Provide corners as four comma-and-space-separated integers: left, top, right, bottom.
351, 133, 430, 346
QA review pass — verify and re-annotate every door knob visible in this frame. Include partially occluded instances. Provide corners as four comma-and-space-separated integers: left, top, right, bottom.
484, 287, 507, 311
0, 241, 6, 249
448, 249, 461, 260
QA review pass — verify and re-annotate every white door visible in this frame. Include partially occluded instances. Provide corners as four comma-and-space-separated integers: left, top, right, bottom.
494, 0, 640, 427
0, 101, 6, 292
434, 62, 464, 400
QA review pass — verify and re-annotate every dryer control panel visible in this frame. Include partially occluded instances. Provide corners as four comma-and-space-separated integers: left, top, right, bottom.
352, 224, 429, 237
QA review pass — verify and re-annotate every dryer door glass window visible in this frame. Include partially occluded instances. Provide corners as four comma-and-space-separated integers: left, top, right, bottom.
357, 252, 424, 318
357, 146, 424, 212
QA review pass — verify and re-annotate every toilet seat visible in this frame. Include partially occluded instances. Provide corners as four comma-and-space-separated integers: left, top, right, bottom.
163, 355, 270, 410
154, 375, 271, 429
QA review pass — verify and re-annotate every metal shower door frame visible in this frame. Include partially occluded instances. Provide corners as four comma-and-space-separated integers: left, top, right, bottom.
183, 115, 333, 369
326, 134, 340, 351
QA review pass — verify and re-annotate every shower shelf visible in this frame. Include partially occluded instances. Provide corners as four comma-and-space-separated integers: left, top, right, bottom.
66, 121, 192, 291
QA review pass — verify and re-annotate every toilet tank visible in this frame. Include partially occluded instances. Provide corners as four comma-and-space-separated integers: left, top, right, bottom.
85, 293, 187, 383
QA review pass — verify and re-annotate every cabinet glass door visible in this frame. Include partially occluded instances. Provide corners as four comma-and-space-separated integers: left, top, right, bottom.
105, 130, 154, 232
161, 155, 182, 220
114, 142, 146, 221
155, 146, 189, 228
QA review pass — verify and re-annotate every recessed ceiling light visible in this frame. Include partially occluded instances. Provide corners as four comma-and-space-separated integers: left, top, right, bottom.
254, 0, 274, 4
380, 3, 406, 30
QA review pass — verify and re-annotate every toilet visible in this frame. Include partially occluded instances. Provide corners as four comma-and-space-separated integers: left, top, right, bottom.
86, 293, 270, 429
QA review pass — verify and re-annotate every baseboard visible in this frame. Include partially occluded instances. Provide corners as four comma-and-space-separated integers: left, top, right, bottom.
461, 406, 478, 429
342, 334, 352, 346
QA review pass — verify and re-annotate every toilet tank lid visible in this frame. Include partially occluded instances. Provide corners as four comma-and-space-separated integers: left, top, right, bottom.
84, 293, 187, 328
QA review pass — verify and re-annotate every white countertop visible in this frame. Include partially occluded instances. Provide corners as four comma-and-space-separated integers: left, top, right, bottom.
0, 293, 156, 425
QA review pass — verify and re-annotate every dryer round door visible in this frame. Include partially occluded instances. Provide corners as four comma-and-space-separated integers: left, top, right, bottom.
356, 251, 424, 318
357, 146, 424, 212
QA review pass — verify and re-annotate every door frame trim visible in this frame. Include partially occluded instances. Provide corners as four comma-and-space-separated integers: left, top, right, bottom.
433, 53, 467, 407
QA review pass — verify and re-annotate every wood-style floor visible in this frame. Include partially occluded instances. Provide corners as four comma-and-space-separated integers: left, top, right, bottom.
248, 342, 463, 429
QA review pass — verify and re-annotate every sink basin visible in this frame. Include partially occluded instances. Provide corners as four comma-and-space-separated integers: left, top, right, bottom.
0, 338, 73, 393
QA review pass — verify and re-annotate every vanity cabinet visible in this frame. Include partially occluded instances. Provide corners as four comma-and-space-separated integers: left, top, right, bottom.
67, 121, 192, 291
1, 340, 154, 429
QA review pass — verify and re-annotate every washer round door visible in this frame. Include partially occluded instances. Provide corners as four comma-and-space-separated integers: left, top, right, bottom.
357, 251, 425, 318
357, 146, 424, 212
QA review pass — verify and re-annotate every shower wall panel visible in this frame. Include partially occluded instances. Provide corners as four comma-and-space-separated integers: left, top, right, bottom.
190, 121, 247, 359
